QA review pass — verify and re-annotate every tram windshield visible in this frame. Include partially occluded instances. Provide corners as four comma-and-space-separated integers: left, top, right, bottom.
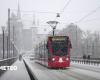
52, 41, 68, 56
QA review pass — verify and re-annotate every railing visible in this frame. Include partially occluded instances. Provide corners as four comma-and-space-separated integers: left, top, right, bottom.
71, 58, 100, 66
0, 57, 17, 66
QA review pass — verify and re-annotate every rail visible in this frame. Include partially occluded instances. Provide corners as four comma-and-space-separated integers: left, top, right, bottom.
23, 59, 37, 80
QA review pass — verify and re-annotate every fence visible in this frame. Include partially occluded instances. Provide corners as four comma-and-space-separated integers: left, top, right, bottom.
71, 57, 100, 66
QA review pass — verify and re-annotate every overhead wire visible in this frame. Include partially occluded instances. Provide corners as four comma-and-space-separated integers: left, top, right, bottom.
79, 17, 100, 23
11, 9, 56, 14
54, 0, 72, 22
76, 6, 100, 23
57, 0, 100, 24
11, 0, 100, 24
11, 0, 72, 24
10, 1, 73, 32
60, 0, 72, 13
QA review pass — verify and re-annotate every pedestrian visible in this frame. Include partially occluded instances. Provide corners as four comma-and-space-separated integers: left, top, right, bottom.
19, 54, 22, 61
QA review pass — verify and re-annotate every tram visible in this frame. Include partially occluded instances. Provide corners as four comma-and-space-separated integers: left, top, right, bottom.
35, 36, 72, 68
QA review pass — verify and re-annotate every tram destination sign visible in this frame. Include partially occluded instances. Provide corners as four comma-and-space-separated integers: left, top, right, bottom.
51, 36, 66, 41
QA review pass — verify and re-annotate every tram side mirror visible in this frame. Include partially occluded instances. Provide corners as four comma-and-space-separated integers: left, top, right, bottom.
46, 44, 48, 49
70, 42, 72, 49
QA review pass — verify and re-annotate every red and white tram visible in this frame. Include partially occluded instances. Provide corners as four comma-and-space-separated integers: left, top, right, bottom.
35, 36, 72, 68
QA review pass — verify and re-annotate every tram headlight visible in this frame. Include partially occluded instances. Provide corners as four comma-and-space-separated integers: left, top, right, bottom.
66, 58, 69, 61
52, 58, 55, 61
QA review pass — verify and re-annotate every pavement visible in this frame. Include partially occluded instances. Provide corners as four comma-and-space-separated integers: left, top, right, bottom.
0, 59, 31, 80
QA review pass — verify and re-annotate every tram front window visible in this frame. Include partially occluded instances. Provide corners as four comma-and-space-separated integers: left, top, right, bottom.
52, 41, 68, 56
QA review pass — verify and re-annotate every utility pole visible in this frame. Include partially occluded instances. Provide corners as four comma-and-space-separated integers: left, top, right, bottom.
92, 42, 94, 57
8, 8, 10, 58
87, 40, 88, 57
76, 25, 78, 57
13, 26, 15, 57
3, 28, 5, 59
7, 36, 8, 58
1, 26, 5, 59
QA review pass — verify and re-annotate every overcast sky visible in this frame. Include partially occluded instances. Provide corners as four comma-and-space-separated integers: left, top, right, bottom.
0, 0, 100, 33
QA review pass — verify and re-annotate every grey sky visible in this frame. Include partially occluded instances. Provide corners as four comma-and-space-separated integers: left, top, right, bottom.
0, 0, 100, 33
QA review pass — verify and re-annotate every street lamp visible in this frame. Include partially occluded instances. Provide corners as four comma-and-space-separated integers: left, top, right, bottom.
1, 26, 5, 59
47, 21, 59, 36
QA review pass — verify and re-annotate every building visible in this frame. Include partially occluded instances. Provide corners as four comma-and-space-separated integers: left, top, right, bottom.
22, 28, 33, 51
8, 4, 23, 53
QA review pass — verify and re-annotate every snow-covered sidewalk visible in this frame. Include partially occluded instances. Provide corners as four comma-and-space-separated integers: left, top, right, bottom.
0, 60, 31, 80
